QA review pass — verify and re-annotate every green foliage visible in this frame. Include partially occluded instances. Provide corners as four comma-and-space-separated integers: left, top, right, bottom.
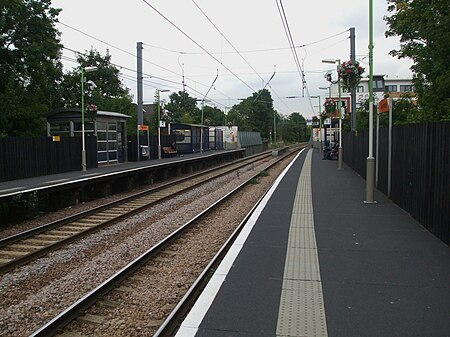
385, 0, 450, 120
59, 49, 136, 134
165, 91, 201, 123
227, 89, 275, 140
347, 95, 420, 131
277, 112, 309, 143
60, 49, 134, 111
202, 105, 225, 126
10, 191, 39, 220
0, 0, 63, 136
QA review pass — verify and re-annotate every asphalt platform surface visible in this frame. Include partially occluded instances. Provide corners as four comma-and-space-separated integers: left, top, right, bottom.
181, 148, 450, 337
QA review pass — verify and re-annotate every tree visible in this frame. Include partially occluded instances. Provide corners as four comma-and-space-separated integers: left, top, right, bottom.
0, 0, 63, 136
60, 49, 135, 133
202, 105, 225, 126
61, 49, 134, 111
227, 89, 275, 140
164, 91, 200, 123
278, 113, 309, 143
385, 0, 450, 120
345, 94, 419, 132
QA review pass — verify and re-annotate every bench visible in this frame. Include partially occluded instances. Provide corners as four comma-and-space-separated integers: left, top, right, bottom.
162, 146, 178, 157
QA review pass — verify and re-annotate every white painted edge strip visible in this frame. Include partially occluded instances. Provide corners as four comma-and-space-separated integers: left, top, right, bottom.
175, 148, 306, 337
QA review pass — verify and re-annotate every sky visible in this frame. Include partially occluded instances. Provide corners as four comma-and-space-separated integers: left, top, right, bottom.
55, 0, 413, 118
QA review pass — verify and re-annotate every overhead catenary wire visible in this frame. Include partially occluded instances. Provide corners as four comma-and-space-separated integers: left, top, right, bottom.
141, 0, 256, 94
62, 46, 227, 108
143, 29, 350, 55
190, 0, 294, 113
275, 0, 305, 93
58, 21, 234, 101
275, 0, 318, 115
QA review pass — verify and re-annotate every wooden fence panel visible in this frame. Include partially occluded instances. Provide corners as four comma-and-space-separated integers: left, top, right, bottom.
0, 136, 94, 182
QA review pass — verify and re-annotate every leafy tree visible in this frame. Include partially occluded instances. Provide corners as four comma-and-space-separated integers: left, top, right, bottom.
385, 0, 450, 120
202, 105, 225, 126
61, 49, 133, 111
278, 112, 309, 143
60, 49, 136, 134
0, 0, 63, 136
227, 89, 276, 140
165, 91, 200, 123
346, 94, 419, 131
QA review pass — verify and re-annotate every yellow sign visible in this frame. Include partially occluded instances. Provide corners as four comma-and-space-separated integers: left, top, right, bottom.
52, 136, 61, 142
138, 125, 149, 131
379, 98, 390, 114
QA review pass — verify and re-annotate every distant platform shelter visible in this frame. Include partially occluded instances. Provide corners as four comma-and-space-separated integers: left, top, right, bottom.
170, 123, 210, 154
47, 108, 129, 166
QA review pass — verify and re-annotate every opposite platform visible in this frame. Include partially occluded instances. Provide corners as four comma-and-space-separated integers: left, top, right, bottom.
177, 148, 450, 337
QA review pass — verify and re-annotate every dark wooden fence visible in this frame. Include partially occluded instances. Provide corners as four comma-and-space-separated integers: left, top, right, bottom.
0, 136, 97, 182
343, 122, 450, 245
127, 134, 177, 162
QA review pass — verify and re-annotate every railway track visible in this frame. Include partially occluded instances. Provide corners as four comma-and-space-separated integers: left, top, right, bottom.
0, 151, 275, 275
28, 146, 304, 337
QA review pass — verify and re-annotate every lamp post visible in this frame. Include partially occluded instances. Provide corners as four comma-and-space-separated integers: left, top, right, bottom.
310, 95, 322, 151
81, 66, 98, 171
156, 89, 170, 160
366, 0, 375, 203
322, 59, 343, 170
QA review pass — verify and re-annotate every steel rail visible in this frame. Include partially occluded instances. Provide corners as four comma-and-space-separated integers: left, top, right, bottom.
29, 145, 305, 337
0, 152, 273, 274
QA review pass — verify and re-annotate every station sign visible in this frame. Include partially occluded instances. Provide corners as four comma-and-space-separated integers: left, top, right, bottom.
379, 98, 390, 114
138, 124, 149, 131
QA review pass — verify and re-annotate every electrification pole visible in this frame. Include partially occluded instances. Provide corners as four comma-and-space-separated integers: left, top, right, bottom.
350, 27, 357, 132
366, 0, 376, 203
137, 42, 143, 161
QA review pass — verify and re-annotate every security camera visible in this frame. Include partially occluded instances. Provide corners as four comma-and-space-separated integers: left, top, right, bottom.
87, 80, 97, 89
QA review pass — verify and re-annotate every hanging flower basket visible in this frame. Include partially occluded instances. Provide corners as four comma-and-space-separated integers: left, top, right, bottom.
324, 98, 337, 114
338, 60, 365, 90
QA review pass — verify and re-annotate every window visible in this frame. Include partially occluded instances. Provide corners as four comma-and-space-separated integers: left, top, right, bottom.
400, 85, 414, 92
373, 79, 384, 89
385, 85, 398, 92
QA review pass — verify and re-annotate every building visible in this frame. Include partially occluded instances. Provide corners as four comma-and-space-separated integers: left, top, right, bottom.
327, 76, 416, 115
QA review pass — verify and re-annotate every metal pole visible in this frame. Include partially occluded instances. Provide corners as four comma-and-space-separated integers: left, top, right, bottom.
157, 89, 161, 160
337, 59, 343, 170
376, 109, 379, 186
273, 110, 276, 145
200, 102, 204, 153
350, 27, 357, 132
365, 0, 376, 203
137, 42, 143, 161
387, 97, 393, 198
81, 68, 86, 171
200, 71, 218, 154
319, 96, 323, 152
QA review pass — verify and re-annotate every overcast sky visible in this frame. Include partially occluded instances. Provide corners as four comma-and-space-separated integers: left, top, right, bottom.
56, 0, 413, 118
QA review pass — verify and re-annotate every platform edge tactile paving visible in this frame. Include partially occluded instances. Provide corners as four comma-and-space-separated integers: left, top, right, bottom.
276, 149, 328, 337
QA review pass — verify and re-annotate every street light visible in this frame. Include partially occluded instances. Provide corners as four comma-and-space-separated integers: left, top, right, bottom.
322, 59, 343, 170
156, 89, 170, 160
81, 66, 98, 171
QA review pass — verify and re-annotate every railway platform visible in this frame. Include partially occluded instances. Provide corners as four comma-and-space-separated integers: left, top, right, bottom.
176, 147, 450, 337
0, 149, 244, 199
